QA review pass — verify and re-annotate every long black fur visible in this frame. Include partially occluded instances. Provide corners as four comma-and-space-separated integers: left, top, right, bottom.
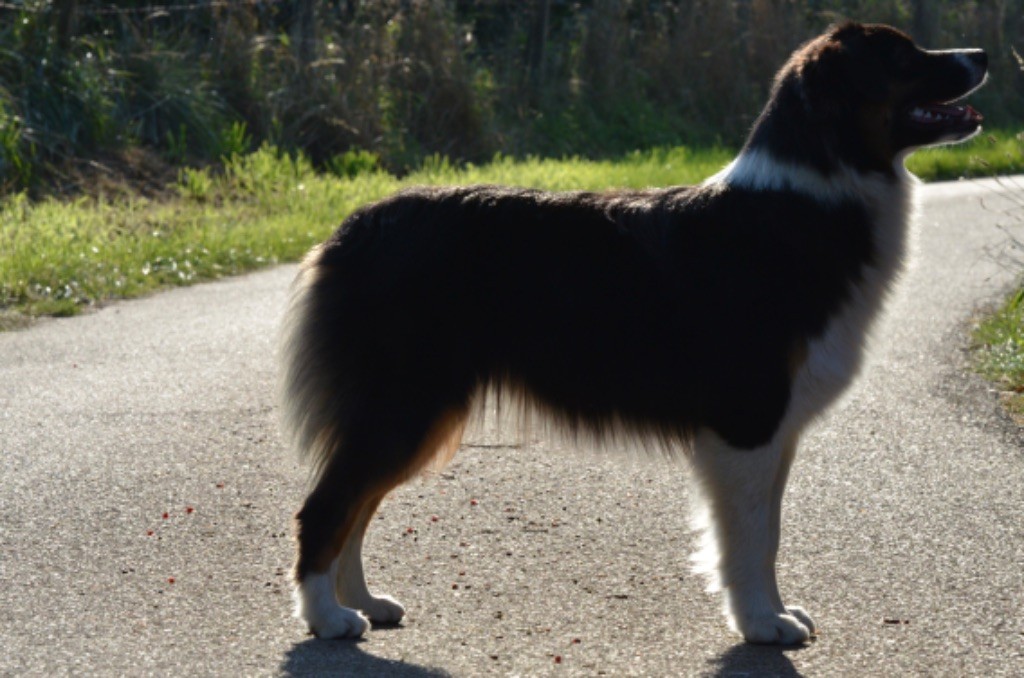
290, 182, 871, 459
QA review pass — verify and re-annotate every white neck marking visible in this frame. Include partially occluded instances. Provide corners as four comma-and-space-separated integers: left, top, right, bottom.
704, 148, 916, 204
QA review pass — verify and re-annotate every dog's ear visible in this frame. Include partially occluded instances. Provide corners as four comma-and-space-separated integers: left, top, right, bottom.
792, 41, 847, 120
795, 29, 887, 119
835, 28, 890, 103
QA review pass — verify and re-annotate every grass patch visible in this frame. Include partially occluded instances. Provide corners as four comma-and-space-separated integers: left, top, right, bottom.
907, 130, 1024, 181
1, 131, 1021, 327
973, 289, 1024, 422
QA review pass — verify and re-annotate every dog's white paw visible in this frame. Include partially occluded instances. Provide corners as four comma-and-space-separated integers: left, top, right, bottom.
736, 611, 812, 645
359, 594, 405, 625
295, 572, 371, 639
306, 604, 371, 639
786, 606, 817, 635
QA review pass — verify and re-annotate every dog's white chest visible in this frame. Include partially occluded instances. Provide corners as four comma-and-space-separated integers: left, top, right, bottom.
787, 174, 914, 429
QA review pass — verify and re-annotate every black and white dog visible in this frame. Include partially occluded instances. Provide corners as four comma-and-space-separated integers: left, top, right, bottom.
279, 23, 987, 644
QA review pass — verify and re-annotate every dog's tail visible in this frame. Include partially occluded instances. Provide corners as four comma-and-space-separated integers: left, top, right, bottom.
278, 243, 346, 482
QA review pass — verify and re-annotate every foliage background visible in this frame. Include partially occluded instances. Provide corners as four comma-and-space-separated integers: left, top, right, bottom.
1, 0, 1022, 195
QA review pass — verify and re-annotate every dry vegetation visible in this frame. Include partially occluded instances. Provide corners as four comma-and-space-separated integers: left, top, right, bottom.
2, 1, 1023, 194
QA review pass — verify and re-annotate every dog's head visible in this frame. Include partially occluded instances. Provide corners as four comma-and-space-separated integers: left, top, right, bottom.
770, 22, 987, 171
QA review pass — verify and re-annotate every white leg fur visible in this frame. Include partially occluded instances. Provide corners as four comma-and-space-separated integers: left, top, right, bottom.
294, 559, 370, 639
293, 507, 405, 638
690, 429, 815, 644
334, 528, 406, 625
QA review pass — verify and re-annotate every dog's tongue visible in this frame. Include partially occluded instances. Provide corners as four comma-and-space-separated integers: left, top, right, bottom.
963, 104, 983, 122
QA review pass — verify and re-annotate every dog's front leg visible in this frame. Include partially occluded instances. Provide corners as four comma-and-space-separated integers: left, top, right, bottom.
690, 429, 815, 644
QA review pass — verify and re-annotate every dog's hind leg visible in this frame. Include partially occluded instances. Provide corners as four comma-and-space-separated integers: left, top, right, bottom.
292, 405, 468, 639
292, 454, 382, 639
332, 492, 406, 625
690, 429, 814, 645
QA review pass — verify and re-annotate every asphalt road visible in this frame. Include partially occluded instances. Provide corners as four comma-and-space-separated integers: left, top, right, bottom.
2, 176, 1023, 677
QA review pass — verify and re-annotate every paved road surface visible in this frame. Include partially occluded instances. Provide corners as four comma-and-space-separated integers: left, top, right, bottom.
2, 176, 1023, 676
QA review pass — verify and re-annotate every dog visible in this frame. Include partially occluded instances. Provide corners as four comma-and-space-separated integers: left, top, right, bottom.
279, 22, 987, 644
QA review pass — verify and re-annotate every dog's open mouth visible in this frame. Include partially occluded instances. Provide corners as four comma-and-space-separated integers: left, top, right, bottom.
905, 101, 983, 135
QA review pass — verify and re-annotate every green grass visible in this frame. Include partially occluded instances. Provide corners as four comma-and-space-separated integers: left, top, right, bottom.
0, 148, 395, 323
906, 130, 1024, 180
1, 131, 1021, 330
973, 288, 1024, 422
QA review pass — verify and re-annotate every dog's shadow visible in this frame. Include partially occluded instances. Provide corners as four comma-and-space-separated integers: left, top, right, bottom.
706, 642, 808, 677
280, 637, 449, 678
280, 635, 808, 676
